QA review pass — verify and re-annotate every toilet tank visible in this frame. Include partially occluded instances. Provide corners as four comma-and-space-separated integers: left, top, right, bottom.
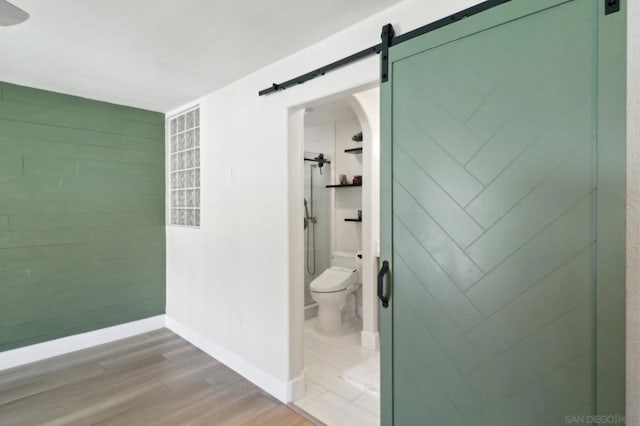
331, 251, 362, 281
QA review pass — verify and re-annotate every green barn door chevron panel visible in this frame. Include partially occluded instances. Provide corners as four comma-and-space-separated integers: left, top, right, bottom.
380, 1, 626, 425
0, 82, 166, 352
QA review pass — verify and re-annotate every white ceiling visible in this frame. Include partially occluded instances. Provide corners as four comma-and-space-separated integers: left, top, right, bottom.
0, 0, 400, 112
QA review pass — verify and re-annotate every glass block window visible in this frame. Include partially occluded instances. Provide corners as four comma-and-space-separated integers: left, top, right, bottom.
168, 107, 200, 227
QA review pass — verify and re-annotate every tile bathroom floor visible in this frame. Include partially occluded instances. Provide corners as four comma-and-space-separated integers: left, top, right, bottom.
295, 317, 380, 426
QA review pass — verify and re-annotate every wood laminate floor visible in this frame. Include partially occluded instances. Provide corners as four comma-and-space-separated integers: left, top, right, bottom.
0, 329, 318, 425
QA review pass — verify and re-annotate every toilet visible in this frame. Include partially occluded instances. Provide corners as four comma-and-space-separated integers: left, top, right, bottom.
310, 251, 361, 332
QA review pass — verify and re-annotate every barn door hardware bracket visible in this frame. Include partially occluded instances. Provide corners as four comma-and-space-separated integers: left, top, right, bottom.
380, 24, 395, 83
605, 0, 620, 15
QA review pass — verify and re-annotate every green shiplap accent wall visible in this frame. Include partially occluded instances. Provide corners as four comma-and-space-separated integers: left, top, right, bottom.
0, 82, 166, 352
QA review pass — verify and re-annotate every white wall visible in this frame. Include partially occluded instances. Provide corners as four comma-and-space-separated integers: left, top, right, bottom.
304, 125, 335, 154
166, 0, 639, 409
350, 88, 382, 349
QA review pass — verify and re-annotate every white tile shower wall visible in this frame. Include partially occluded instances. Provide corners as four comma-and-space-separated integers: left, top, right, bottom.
304, 124, 335, 306
304, 124, 335, 155
165, 0, 639, 408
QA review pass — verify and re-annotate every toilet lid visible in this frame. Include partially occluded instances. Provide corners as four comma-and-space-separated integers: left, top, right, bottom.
310, 266, 357, 293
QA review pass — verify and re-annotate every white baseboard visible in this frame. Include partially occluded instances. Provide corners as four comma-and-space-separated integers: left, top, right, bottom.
289, 374, 306, 402
0, 315, 166, 371
165, 315, 299, 403
0, 313, 301, 404
361, 330, 379, 351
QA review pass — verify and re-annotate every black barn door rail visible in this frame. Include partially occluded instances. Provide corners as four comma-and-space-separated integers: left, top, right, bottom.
258, 0, 511, 96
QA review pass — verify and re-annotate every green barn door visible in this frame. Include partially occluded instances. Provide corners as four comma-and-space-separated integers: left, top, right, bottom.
379, 1, 626, 425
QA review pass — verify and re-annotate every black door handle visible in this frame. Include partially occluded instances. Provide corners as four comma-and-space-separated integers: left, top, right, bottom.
378, 260, 390, 308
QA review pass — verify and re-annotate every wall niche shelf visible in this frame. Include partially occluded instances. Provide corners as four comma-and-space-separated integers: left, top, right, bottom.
326, 183, 362, 188
344, 218, 362, 222
344, 147, 363, 154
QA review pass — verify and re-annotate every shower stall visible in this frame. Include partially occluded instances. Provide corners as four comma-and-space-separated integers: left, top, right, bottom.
303, 152, 332, 307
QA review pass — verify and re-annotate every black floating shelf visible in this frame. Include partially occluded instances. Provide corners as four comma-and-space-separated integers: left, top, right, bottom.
326, 183, 362, 188
344, 218, 362, 222
344, 147, 363, 154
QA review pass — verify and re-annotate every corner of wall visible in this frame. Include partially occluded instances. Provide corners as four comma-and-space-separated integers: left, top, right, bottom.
165, 315, 298, 403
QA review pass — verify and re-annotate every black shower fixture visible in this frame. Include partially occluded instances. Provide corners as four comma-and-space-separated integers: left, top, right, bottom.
316, 153, 329, 171
304, 153, 331, 168
304, 153, 330, 175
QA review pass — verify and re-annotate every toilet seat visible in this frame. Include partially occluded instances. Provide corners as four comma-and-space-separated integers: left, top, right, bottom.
310, 266, 357, 293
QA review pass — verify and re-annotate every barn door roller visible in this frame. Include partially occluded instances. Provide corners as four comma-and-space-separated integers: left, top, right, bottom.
380, 24, 394, 84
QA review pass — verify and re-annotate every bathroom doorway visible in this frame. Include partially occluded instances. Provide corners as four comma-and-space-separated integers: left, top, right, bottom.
293, 89, 381, 425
